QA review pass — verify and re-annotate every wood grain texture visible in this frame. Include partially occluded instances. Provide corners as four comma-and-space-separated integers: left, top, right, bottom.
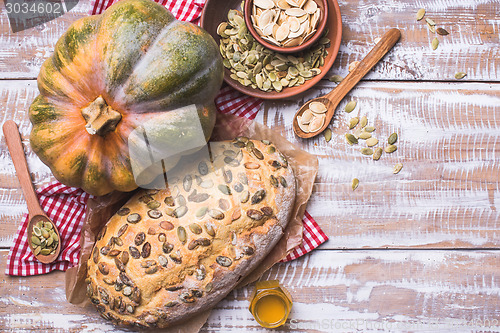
260, 80, 500, 248
0, 1, 499, 81
1, 249, 499, 332
0, 81, 52, 248
0, 0, 499, 331
293, 28, 401, 138
1, 80, 499, 249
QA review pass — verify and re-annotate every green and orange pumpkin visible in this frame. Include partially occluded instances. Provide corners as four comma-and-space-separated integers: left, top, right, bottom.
29, 0, 223, 196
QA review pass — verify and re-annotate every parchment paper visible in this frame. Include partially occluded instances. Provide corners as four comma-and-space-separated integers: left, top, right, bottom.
65, 113, 318, 331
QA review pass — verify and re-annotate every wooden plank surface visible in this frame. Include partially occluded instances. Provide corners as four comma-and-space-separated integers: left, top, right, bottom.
0, 0, 499, 331
1, 80, 498, 249
0, 1, 499, 81
256, 80, 500, 249
1, 249, 499, 332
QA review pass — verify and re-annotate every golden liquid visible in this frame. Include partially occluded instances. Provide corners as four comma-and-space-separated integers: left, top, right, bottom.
255, 294, 287, 324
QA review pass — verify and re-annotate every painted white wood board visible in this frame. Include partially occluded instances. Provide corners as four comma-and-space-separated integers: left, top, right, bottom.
1, 80, 499, 249
0, 1, 499, 81
1, 249, 499, 332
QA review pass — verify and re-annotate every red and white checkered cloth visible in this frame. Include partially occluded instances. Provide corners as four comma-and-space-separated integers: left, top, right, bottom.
6, 183, 93, 276
5, 0, 328, 276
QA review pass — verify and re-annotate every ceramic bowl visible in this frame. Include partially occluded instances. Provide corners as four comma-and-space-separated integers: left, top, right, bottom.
243, 0, 328, 54
200, 0, 342, 99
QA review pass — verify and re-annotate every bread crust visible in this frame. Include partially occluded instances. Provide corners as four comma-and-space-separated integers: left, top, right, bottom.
86, 138, 296, 328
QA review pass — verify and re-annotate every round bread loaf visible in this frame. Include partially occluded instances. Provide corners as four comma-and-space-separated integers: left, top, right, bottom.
86, 137, 296, 328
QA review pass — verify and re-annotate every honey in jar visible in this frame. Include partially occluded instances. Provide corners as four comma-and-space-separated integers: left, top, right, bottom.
249, 280, 293, 328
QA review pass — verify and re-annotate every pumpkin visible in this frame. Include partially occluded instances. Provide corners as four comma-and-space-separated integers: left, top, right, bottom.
29, 0, 223, 196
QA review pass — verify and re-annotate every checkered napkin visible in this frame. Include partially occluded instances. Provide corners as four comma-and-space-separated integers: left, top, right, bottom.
5, 0, 328, 276
6, 183, 93, 276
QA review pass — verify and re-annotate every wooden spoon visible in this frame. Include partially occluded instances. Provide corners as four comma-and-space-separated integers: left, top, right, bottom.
293, 28, 401, 138
3, 120, 61, 263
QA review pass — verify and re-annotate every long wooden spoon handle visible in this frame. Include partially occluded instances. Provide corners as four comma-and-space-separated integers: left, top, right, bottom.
326, 28, 401, 101
3, 120, 44, 217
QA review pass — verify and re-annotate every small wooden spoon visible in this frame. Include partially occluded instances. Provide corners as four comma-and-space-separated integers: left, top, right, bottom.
3, 120, 61, 264
293, 28, 401, 138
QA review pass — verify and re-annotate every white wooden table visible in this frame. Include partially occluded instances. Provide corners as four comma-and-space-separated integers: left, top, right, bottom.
1, 0, 499, 332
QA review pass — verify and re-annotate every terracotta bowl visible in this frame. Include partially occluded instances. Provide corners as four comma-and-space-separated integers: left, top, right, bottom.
244, 0, 328, 54
201, 0, 342, 100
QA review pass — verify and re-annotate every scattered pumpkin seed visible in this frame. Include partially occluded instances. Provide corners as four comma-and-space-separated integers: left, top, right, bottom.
348, 61, 360, 72
366, 137, 379, 147
358, 132, 372, 140
388, 133, 398, 144
364, 126, 375, 133
373, 147, 383, 160
436, 27, 449, 35
344, 100, 357, 113
385, 144, 397, 153
329, 74, 343, 83
425, 17, 436, 26
349, 117, 359, 129
323, 128, 332, 142
345, 133, 358, 145
416, 8, 425, 21
361, 148, 373, 155
393, 163, 403, 174
427, 22, 436, 33
359, 116, 368, 128
431, 37, 439, 50
352, 178, 359, 190
455, 72, 467, 79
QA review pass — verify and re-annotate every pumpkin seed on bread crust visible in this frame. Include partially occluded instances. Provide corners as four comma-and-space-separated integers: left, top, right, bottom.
86, 138, 296, 328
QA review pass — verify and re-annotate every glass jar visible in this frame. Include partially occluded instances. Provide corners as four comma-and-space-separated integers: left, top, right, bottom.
249, 280, 293, 328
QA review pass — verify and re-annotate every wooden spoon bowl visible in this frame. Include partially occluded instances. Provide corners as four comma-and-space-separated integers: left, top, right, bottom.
3, 120, 61, 264
293, 28, 401, 138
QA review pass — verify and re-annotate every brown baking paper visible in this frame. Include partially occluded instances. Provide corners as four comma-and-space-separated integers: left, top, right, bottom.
65, 112, 318, 331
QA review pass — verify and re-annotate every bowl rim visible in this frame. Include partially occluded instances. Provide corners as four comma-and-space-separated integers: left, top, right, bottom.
243, 0, 329, 54
200, 0, 343, 100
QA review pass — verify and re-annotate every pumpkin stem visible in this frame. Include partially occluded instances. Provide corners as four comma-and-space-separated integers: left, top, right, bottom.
81, 96, 122, 136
